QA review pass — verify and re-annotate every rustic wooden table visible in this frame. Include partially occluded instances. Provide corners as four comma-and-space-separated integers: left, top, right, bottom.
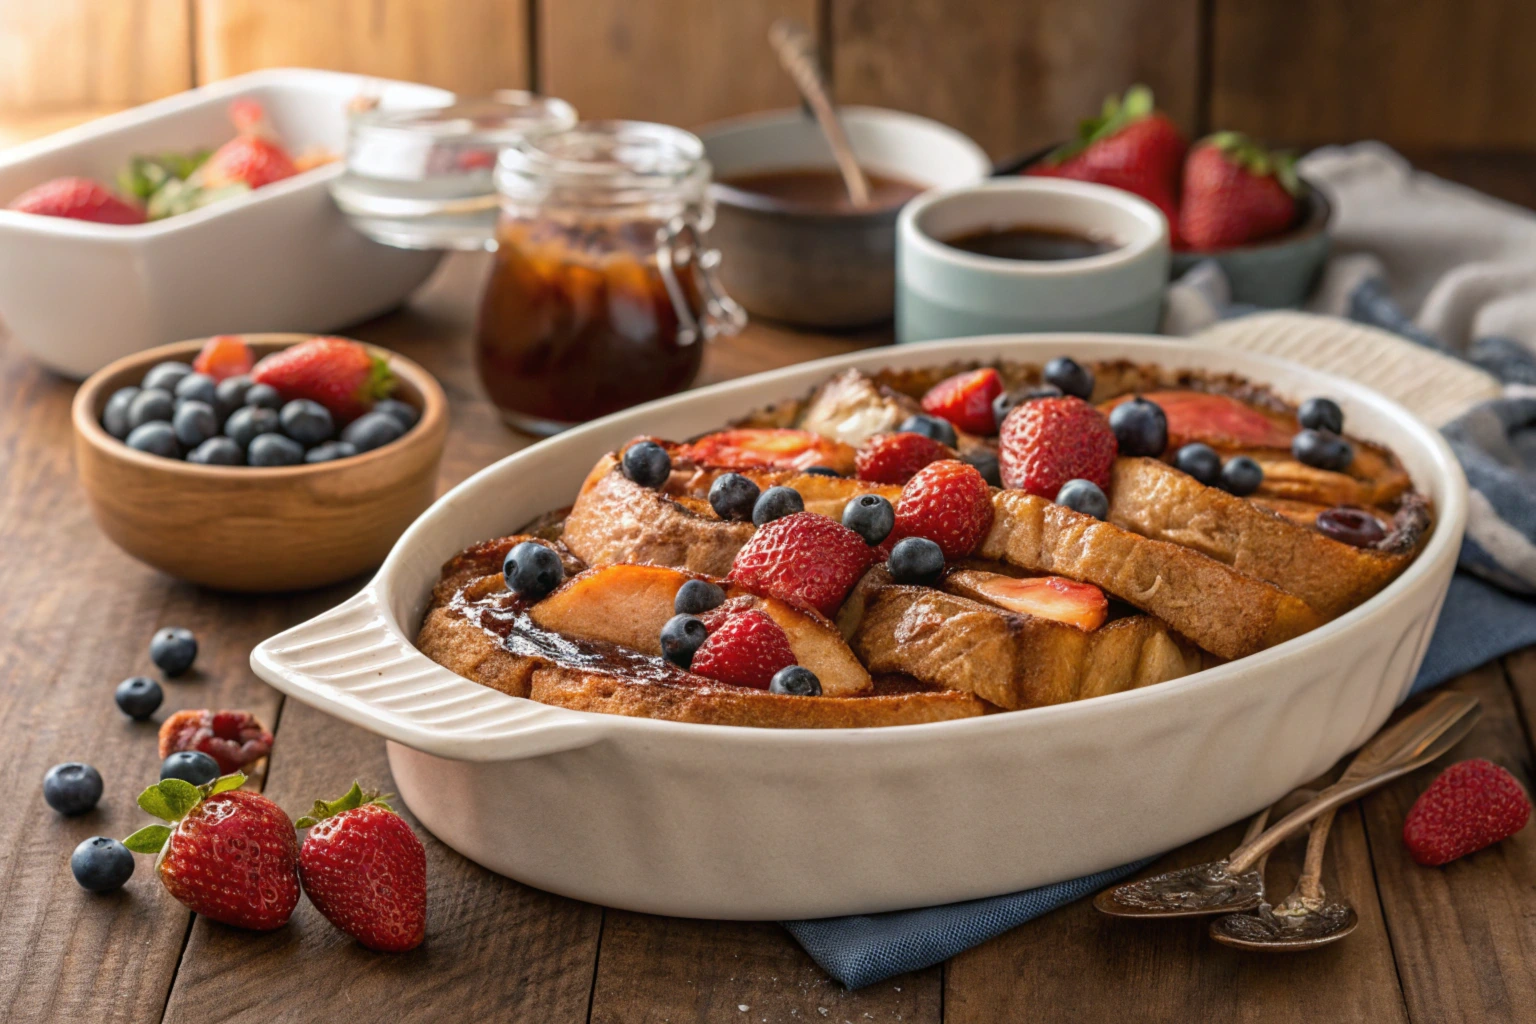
2, 250, 1534, 1024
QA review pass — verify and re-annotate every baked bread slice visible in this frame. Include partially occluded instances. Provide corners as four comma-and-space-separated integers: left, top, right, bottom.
850, 578, 1198, 709
1107, 457, 1429, 619
979, 491, 1323, 659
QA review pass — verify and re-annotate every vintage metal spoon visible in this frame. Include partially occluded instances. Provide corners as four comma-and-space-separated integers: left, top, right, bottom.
768, 19, 871, 208
1094, 690, 1481, 919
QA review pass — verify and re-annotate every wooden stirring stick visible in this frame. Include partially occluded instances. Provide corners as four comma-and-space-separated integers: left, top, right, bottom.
768, 18, 871, 209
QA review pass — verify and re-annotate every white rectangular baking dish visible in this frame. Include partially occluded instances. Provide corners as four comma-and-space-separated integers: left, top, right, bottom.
252, 334, 1466, 920
0, 68, 449, 378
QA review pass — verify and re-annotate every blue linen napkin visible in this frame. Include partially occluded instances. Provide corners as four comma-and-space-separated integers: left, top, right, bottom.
784, 146, 1536, 989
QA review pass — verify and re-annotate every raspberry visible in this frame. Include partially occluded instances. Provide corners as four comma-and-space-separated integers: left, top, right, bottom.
1402, 759, 1532, 866
689, 607, 796, 689
998, 396, 1117, 497
920, 368, 1004, 435
728, 512, 873, 617
855, 432, 955, 485
157, 709, 273, 774
892, 460, 995, 559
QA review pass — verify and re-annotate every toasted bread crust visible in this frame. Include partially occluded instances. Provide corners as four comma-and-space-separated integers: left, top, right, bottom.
979, 491, 1323, 659
1107, 458, 1426, 619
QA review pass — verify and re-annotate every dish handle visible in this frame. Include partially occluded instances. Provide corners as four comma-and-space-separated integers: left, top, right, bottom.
250, 588, 605, 763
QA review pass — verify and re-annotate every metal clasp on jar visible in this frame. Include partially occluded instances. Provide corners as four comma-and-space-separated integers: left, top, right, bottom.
655, 216, 747, 346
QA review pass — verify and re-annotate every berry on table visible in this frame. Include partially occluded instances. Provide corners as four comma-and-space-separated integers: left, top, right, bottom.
1108, 396, 1168, 457
279, 399, 335, 446
855, 432, 952, 485
244, 382, 284, 410
187, 436, 245, 466
115, 676, 163, 720
1292, 429, 1354, 472
1220, 455, 1265, 496
660, 613, 708, 669
842, 493, 896, 546
1056, 478, 1109, 520
172, 401, 218, 449
1299, 397, 1344, 434
247, 433, 305, 467
621, 440, 672, 488
920, 368, 1004, 436
674, 579, 726, 616
173, 372, 218, 407
125, 422, 180, 458
1402, 759, 1532, 866
44, 762, 103, 815
159, 709, 274, 775
126, 388, 175, 430
888, 536, 944, 586
770, 665, 822, 697
1043, 357, 1095, 400
150, 627, 198, 676
160, 751, 221, 787
897, 413, 959, 448
224, 406, 280, 448
709, 472, 761, 521
340, 411, 405, 453
751, 485, 804, 527
998, 396, 1117, 497
102, 386, 141, 439
72, 837, 135, 892
504, 541, 565, 600
142, 361, 192, 392
1173, 443, 1222, 485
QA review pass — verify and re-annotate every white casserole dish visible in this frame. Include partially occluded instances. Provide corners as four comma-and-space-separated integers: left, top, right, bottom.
252, 335, 1466, 920
0, 69, 449, 378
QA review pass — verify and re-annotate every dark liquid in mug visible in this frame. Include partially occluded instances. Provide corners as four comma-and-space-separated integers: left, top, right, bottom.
943, 225, 1118, 261
719, 167, 925, 211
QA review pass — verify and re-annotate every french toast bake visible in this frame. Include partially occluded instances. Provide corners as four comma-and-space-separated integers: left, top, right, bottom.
417, 357, 1433, 728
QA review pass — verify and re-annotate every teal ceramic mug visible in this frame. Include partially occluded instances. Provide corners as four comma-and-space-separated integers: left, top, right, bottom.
896, 178, 1170, 344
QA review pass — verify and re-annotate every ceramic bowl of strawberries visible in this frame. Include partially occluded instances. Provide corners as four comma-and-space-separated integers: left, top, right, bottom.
1015, 85, 1331, 308
72, 333, 448, 592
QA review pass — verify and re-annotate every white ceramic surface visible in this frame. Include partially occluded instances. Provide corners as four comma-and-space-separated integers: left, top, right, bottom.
0, 69, 450, 378
898, 179, 1171, 342
252, 335, 1465, 920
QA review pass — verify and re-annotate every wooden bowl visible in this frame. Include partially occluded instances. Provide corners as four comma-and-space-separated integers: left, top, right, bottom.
72, 333, 448, 592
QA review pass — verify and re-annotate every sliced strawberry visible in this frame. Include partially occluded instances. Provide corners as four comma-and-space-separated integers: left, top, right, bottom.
1100, 391, 1294, 451
677, 429, 856, 475
192, 334, 255, 381
690, 607, 797, 689
920, 368, 1004, 435
8, 177, 144, 225
728, 511, 873, 617
855, 432, 955, 485
892, 460, 994, 559
998, 397, 1117, 497
964, 573, 1107, 631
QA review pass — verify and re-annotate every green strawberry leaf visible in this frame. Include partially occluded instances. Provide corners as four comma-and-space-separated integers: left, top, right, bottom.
207, 773, 246, 796
296, 781, 393, 828
1204, 131, 1301, 194
1044, 84, 1158, 166
137, 778, 202, 822
123, 824, 173, 854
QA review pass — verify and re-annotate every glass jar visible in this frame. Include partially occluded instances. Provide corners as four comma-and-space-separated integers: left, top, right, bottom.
476, 121, 745, 434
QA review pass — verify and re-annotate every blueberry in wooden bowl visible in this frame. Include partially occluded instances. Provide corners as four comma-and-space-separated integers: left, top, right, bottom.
72, 333, 447, 592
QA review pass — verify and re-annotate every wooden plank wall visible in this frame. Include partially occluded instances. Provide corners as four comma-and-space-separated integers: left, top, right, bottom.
2, 0, 1534, 159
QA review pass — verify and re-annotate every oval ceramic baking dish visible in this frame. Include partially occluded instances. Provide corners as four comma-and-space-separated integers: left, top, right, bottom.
252, 335, 1466, 920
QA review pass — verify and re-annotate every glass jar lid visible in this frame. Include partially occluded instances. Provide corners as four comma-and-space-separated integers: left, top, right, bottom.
496, 121, 711, 211
331, 92, 578, 250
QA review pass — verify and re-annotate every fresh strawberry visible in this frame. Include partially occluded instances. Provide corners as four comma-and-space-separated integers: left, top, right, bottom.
690, 606, 797, 689
297, 783, 427, 952
252, 336, 394, 422
1178, 132, 1299, 251
192, 334, 255, 381
1100, 390, 1293, 451
1402, 759, 1532, 866
676, 428, 855, 475
1026, 85, 1186, 245
963, 574, 1108, 631
728, 511, 873, 617
123, 773, 300, 931
921, 368, 1004, 435
892, 460, 994, 559
200, 100, 297, 190
855, 432, 956, 485
998, 397, 1117, 497
8, 177, 144, 225
158, 709, 273, 775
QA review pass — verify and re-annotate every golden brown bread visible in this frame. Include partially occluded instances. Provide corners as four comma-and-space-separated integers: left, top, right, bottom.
851, 582, 1198, 709
979, 490, 1323, 659
1107, 457, 1428, 619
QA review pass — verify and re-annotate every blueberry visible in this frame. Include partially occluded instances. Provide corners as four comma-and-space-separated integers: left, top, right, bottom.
126, 388, 175, 430
141, 361, 192, 392
708, 472, 760, 521
71, 837, 134, 892
172, 400, 218, 449
752, 485, 804, 527
898, 413, 958, 448
1108, 397, 1168, 457
43, 763, 103, 815
1173, 443, 1222, 486
770, 665, 822, 697
224, 406, 280, 449
279, 399, 335, 446
962, 448, 1002, 487
992, 386, 1063, 431
1055, 478, 1109, 520
620, 440, 671, 488
842, 493, 895, 546
244, 382, 283, 410
1220, 455, 1265, 496
173, 372, 218, 407
802, 465, 841, 477
125, 422, 180, 459
1043, 357, 1094, 399
187, 436, 244, 466
102, 386, 141, 438
247, 433, 305, 467
1298, 397, 1344, 435
150, 627, 197, 677
1316, 507, 1387, 548
674, 579, 726, 616
888, 536, 944, 586
160, 750, 220, 786
114, 676, 163, 720
1292, 429, 1354, 472
214, 375, 253, 418
304, 441, 358, 464
660, 614, 708, 669
372, 398, 419, 431
503, 541, 564, 600
340, 411, 405, 453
